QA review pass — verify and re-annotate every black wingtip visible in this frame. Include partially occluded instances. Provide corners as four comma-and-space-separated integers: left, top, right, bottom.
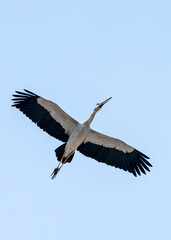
136, 150, 150, 159
23, 89, 38, 96
133, 172, 137, 177
12, 89, 40, 102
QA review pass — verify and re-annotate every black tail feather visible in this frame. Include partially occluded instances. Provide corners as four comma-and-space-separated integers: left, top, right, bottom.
55, 143, 66, 161
55, 144, 75, 163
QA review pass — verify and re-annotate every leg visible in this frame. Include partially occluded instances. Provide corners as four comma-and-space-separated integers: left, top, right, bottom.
51, 151, 74, 179
56, 152, 65, 169
57, 151, 74, 172
51, 152, 65, 179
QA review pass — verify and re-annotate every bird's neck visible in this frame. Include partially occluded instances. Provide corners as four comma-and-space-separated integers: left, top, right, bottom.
83, 110, 97, 126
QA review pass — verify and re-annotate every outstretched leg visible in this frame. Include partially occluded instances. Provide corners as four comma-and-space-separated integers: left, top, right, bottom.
51, 152, 65, 179
51, 151, 74, 179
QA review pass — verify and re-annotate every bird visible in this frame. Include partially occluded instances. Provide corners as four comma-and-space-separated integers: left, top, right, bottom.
12, 89, 152, 179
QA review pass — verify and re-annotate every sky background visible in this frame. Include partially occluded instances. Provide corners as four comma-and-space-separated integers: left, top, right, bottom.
1, 0, 171, 239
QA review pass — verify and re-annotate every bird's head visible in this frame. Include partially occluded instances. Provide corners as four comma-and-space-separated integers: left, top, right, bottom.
94, 97, 112, 112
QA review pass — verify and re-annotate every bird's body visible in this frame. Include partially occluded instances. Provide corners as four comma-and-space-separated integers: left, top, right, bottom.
12, 89, 152, 178
65, 123, 89, 156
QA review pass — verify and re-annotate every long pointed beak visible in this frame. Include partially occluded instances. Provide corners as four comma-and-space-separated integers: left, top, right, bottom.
99, 97, 112, 108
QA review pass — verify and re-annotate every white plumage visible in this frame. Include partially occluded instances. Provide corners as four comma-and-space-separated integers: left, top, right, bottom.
12, 89, 152, 178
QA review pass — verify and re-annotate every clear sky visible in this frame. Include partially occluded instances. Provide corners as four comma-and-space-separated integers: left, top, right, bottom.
1, 0, 171, 239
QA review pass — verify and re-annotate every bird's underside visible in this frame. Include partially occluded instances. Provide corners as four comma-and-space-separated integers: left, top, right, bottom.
12, 89, 152, 179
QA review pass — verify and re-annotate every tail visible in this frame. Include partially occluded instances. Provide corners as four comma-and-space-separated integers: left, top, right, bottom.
55, 143, 75, 163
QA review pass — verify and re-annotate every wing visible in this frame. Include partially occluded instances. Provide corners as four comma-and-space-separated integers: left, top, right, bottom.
12, 89, 78, 142
78, 129, 152, 176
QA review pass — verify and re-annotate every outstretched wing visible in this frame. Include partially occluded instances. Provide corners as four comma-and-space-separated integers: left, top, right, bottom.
12, 89, 78, 142
78, 129, 152, 176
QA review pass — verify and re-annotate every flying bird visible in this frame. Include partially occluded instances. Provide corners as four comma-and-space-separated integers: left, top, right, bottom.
12, 89, 152, 179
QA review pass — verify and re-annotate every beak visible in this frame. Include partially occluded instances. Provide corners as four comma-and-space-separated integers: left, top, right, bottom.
99, 97, 112, 108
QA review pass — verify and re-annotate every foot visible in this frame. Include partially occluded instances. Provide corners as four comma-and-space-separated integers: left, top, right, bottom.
51, 167, 59, 179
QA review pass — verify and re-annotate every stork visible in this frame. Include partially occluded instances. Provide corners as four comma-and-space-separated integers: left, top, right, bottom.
12, 89, 152, 179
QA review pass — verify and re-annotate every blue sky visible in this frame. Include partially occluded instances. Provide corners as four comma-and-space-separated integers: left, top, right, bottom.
1, 0, 171, 239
